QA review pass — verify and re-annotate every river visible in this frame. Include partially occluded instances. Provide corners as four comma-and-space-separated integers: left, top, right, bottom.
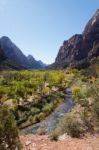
20, 88, 73, 134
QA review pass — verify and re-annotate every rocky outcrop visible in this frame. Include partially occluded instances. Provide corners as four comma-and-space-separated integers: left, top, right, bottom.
38, 60, 47, 68
51, 9, 99, 69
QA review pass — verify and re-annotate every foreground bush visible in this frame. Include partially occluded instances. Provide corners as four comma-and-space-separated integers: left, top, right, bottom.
60, 114, 84, 137
50, 112, 85, 139
0, 105, 22, 150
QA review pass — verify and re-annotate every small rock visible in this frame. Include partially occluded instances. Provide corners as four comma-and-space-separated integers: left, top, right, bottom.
58, 133, 70, 141
32, 143, 36, 147
25, 141, 31, 146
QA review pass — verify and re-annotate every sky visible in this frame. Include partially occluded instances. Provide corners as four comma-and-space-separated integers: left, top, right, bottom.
0, 0, 99, 64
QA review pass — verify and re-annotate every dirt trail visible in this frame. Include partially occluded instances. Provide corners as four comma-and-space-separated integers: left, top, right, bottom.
21, 134, 99, 150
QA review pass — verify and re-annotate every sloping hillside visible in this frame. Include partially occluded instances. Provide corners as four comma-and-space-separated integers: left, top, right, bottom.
0, 36, 46, 70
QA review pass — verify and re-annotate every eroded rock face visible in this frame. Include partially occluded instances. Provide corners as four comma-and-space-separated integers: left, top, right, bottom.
52, 9, 99, 69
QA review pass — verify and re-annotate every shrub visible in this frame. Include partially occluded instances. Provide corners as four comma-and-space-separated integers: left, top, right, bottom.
37, 112, 46, 121
78, 98, 89, 107
30, 107, 40, 115
93, 100, 99, 120
0, 105, 22, 150
42, 87, 50, 95
72, 86, 81, 101
55, 113, 84, 138
42, 103, 53, 114
81, 76, 88, 82
37, 128, 46, 135
49, 130, 59, 141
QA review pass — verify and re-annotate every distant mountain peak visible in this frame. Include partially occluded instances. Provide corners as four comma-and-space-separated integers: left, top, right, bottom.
27, 55, 46, 69
1, 36, 10, 41
38, 60, 47, 68
38, 60, 43, 63
0, 36, 12, 45
27, 55, 35, 61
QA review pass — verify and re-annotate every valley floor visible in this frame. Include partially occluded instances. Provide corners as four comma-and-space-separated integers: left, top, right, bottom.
20, 134, 99, 150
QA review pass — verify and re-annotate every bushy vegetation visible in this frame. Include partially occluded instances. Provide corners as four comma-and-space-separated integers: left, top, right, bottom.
0, 105, 22, 150
50, 61, 99, 139
50, 112, 84, 140
0, 61, 99, 140
0, 69, 77, 128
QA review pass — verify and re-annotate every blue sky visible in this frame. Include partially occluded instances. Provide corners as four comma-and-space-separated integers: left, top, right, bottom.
0, 0, 99, 64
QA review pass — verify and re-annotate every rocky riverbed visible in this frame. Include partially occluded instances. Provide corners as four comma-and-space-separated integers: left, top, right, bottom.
20, 88, 73, 134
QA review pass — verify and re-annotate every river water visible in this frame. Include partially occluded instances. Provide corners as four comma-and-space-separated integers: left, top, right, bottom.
20, 88, 73, 134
